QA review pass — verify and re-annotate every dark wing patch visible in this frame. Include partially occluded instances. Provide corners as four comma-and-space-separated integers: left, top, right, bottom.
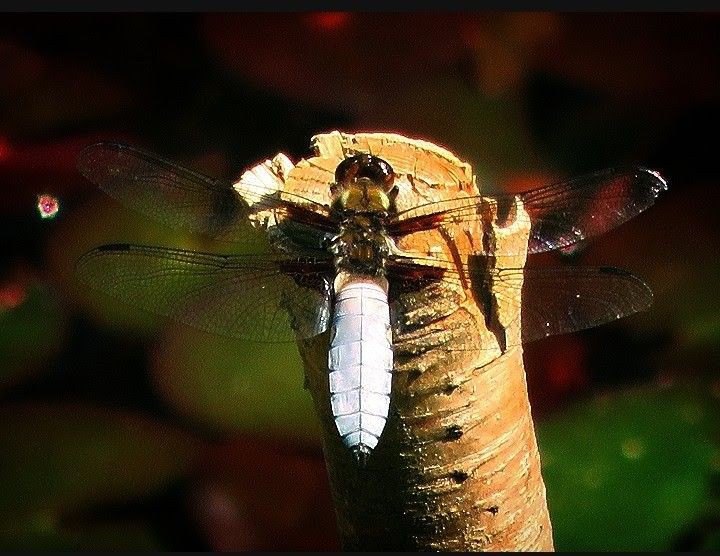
386, 166, 667, 256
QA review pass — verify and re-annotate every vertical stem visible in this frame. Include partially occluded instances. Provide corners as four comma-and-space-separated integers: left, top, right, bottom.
238, 131, 553, 550
299, 339, 552, 551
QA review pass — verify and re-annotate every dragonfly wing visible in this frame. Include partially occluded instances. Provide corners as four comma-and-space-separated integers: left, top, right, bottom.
76, 244, 333, 342
519, 166, 668, 254
387, 254, 653, 350
386, 166, 667, 256
77, 142, 335, 244
491, 266, 654, 343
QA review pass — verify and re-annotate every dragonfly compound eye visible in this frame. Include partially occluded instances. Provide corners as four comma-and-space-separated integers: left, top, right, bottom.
335, 154, 395, 192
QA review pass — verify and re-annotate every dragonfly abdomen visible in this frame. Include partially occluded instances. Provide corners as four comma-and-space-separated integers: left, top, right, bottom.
328, 280, 393, 464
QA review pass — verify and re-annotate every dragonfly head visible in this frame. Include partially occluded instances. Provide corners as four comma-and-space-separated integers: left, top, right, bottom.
332, 154, 397, 214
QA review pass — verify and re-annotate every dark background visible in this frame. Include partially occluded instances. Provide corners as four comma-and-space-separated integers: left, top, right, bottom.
1, 13, 719, 551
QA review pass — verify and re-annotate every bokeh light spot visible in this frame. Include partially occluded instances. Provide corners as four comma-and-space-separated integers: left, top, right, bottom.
306, 12, 351, 32
37, 194, 59, 219
0, 136, 12, 162
621, 437, 646, 461
0, 281, 27, 310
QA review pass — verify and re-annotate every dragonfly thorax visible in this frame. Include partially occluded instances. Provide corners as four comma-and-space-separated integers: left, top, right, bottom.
329, 215, 391, 276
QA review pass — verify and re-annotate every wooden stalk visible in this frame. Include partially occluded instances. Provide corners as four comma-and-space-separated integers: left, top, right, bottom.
236, 131, 553, 551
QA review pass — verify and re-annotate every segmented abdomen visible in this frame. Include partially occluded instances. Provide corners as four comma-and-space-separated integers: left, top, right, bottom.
328, 280, 393, 461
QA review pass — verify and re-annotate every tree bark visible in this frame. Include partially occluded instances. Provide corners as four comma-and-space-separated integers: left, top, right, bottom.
236, 131, 553, 551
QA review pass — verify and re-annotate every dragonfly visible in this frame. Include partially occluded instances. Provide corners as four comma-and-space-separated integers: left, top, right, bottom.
75, 142, 668, 464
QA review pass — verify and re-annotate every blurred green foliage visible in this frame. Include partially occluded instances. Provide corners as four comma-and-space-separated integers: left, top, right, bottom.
1, 518, 163, 551
153, 327, 319, 439
0, 404, 201, 550
539, 385, 720, 551
0, 285, 65, 392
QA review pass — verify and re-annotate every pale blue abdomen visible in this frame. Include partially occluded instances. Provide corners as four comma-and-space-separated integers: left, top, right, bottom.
328, 280, 393, 462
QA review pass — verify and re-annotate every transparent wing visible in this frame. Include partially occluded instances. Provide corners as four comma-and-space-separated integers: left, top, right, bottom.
76, 244, 333, 342
494, 265, 653, 343
77, 142, 337, 243
387, 257, 653, 349
386, 166, 668, 255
